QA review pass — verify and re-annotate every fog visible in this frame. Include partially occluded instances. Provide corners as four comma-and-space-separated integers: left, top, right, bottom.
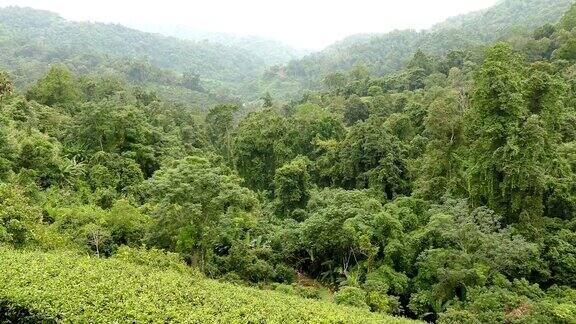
0, 0, 499, 49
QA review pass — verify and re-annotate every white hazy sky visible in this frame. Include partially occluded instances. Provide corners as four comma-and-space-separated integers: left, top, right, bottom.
0, 0, 499, 49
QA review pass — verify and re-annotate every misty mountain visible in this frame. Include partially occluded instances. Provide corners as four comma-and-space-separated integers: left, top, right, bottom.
0, 6, 280, 102
133, 24, 310, 66
268, 0, 573, 96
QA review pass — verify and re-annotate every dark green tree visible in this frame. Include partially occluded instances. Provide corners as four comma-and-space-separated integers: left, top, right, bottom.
232, 109, 292, 192
466, 44, 550, 224
274, 156, 311, 218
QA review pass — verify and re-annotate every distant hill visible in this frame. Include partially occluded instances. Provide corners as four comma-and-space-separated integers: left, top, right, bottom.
267, 0, 573, 97
134, 24, 310, 66
432, 0, 572, 35
0, 6, 287, 105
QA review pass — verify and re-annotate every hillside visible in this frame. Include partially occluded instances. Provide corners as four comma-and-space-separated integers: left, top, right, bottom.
1, 0, 576, 322
0, 248, 414, 323
0, 7, 266, 82
135, 24, 310, 66
266, 0, 573, 97
0, 6, 277, 105
432, 0, 573, 35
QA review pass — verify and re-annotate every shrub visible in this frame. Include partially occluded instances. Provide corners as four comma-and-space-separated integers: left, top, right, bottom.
334, 286, 369, 310
0, 248, 413, 323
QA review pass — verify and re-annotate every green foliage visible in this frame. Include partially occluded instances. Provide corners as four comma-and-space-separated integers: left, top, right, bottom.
334, 117, 410, 200
0, 248, 412, 323
0, 2, 575, 322
274, 156, 312, 218
0, 71, 14, 99
0, 184, 42, 246
467, 43, 555, 224
559, 2, 576, 31
289, 103, 346, 159
334, 286, 370, 310
143, 155, 259, 269
232, 109, 292, 192
205, 104, 238, 161
344, 95, 370, 125
26, 64, 79, 107
439, 278, 576, 323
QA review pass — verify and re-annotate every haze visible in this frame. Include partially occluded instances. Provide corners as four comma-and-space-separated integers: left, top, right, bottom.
0, 0, 499, 49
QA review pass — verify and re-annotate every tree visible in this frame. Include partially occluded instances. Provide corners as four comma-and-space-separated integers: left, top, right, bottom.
0, 184, 42, 246
0, 115, 16, 179
336, 117, 410, 201
261, 92, 273, 108
181, 71, 203, 91
17, 132, 64, 188
559, 2, 576, 31
205, 104, 238, 162
0, 71, 14, 99
466, 44, 549, 224
233, 109, 292, 192
144, 155, 259, 269
274, 156, 311, 218
26, 64, 79, 107
84, 223, 111, 257
407, 49, 435, 75
301, 189, 402, 282
106, 199, 150, 246
414, 90, 467, 201
344, 95, 370, 126
288, 103, 345, 159
324, 72, 347, 92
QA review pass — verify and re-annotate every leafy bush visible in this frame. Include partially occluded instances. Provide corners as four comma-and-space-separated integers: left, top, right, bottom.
0, 248, 414, 323
334, 286, 370, 310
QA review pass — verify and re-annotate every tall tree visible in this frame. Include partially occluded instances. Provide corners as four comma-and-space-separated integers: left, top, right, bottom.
466, 44, 556, 224
205, 104, 238, 162
232, 109, 292, 192
26, 64, 79, 107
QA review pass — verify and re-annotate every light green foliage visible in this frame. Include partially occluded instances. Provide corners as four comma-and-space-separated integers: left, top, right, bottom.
0, 248, 414, 323
49, 200, 150, 255
559, 2, 576, 31
26, 64, 79, 107
0, 184, 42, 246
143, 155, 259, 269
334, 286, 370, 310
113, 245, 192, 273
289, 103, 346, 159
106, 200, 150, 246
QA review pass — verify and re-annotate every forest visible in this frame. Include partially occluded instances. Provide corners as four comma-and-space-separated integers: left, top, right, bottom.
1, 0, 576, 323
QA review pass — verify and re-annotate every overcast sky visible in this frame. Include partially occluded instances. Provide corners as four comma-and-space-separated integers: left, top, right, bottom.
0, 0, 499, 49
